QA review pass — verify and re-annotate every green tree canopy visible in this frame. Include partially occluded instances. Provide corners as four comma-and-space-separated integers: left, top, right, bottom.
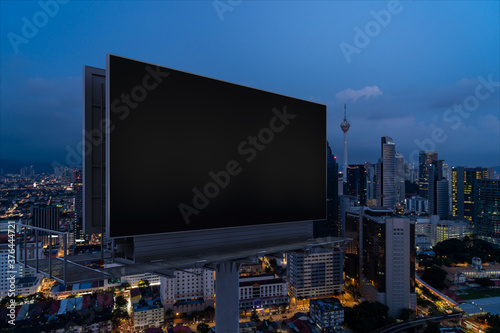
115, 295, 127, 309
197, 322, 210, 333
421, 266, 448, 290
343, 301, 394, 333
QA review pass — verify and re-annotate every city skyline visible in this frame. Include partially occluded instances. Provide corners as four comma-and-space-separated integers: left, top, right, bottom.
0, 1, 499, 169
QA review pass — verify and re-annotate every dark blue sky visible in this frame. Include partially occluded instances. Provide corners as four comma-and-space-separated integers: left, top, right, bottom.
1, 0, 499, 169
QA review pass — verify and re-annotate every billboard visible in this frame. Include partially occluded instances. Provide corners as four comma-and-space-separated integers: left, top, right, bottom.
106, 55, 326, 238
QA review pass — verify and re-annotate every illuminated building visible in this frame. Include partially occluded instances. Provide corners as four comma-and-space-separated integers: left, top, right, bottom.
131, 286, 165, 331
475, 179, 500, 245
345, 207, 416, 317
395, 152, 406, 205
428, 161, 449, 219
347, 164, 367, 206
418, 150, 438, 199
160, 268, 215, 313
434, 218, 473, 245
287, 247, 343, 300
405, 196, 428, 214
451, 167, 491, 221
239, 274, 289, 310
377, 137, 396, 208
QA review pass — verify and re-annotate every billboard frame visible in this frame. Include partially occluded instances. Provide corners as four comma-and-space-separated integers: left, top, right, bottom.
105, 54, 326, 244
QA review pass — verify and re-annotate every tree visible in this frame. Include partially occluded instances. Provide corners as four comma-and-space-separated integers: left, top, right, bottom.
421, 266, 448, 290
115, 295, 127, 310
203, 306, 215, 319
0, 295, 16, 307
486, 314, 500, 333
343, 301, 394, 333
197, 322, 210, 333
250, 309, 260, 322
120, 282, 131, 290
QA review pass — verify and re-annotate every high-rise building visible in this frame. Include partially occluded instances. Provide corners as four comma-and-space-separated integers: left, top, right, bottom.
347, 164, 367, 206
366, 163, 377, 201
409, 167, 419, 184
418, 151, 438, 199
395, 152, 406, 205
314, 142, 339, 238
475, 179, 500, 245
435, 180, 449, 219
20, 166, 28, 179
377, 137, 396, 208
428, 161, 449, 219
360, 214, 416, 317
29, 165, 35, 179
452, 167, 491, 221
340, 104, 350, 182
344, 207, 416, 317
287, 247, 343, 301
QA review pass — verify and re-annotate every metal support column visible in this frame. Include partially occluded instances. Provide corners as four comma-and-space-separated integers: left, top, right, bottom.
23, 227, 27, 268
48, 235, 52, 280
63, 234, 67, 284
215, 261, 242, 333
35, 229, 39, 273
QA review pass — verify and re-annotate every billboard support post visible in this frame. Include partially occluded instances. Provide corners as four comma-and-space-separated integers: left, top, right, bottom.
215, 261, 242, 332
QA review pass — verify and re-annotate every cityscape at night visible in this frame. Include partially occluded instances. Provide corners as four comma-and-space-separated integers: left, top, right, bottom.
1, 1, 499, 332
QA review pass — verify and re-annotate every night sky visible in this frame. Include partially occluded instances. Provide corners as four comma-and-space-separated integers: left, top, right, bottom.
1, 0, 499, 169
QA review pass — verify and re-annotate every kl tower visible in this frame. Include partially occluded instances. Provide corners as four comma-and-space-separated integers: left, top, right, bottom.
340, 104, 350, 182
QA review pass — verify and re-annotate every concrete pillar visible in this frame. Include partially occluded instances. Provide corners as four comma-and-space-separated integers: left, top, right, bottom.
215, 261, 242, 333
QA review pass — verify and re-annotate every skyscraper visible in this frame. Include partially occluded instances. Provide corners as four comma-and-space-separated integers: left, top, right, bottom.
475, 179, 499, 245
418, 151, 438, 199
287, 247, 344, 301
366, 163, 377, 202
340, 104, 350, 182
377, 137, 396, 208
314, 142, 339, 238
347, 164, 367, 206
344, 207, 416, 317
428, 161, 449, 219
395, 152, 406, 205
360, 214, 416, 317
452, 167, 491, 221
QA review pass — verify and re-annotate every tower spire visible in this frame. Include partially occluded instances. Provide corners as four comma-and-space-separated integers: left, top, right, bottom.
340, 104, 350, 182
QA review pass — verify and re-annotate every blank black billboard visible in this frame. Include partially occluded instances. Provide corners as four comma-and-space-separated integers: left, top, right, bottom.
107, 55, 326, 238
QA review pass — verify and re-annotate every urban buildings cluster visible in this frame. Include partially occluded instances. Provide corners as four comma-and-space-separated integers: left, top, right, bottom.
0, 115, 499, 332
